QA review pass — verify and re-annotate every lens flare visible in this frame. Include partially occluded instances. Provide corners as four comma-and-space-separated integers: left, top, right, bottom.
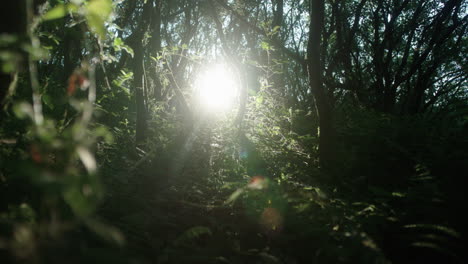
247, 175, 268, 190
195, 64, 238, 111
260, 207, 283, 234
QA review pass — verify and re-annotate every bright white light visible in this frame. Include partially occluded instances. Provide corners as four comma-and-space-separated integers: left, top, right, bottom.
195, 64, 238, 111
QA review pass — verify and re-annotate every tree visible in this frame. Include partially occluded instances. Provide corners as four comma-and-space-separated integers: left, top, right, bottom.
305, 0, 335, 168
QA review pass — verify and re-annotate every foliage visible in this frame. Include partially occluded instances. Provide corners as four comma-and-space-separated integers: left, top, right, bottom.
1, 0, 467, 263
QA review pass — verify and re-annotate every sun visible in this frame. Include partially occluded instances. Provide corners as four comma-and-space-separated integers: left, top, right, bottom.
195, 64, 238, 112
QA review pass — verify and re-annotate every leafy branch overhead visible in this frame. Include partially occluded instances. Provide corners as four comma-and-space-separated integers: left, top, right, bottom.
43, 0, 113, 39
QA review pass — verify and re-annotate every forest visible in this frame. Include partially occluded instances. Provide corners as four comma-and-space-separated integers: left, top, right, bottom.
0, 0, 467, 263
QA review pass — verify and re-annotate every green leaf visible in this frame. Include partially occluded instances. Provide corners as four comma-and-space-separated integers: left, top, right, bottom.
113, 37, 123, 46
174, 226, 212, 246
261, 41, 270, 50
225, 188, 244, 204
85, 219, 125, 246
404, 224, 461, 238
86, 0, 113, 39
87, 0, 112, 18
43, 4, 68, 21
13, 102, 34, 119
256, 96, 264, 104
120, 45, 134, 57
93, 126, 114, 143
63, 186, 95, 217
42, 94, 54, 110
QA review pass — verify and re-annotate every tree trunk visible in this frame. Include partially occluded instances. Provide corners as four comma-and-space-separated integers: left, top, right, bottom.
131, 0, 153, 144
271, 0, 285, 96
306, 0, 334, 169
150, 0, 162, 100
133, 45, 148, 144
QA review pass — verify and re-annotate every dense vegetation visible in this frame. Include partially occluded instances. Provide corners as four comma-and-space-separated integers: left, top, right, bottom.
1, 0, 467, 263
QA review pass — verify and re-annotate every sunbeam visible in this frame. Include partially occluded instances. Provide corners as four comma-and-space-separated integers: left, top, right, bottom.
195, 64, 238, 112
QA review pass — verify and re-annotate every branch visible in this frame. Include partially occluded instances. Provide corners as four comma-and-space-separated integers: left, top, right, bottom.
214, 0, 305, 67
208, 1, 248, 133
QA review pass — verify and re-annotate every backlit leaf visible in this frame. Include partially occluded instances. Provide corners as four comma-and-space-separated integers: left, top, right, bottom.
77, 146, 97, 173
43, 4, 67, 21
225, 188, 244, 204
174, 226, 212, 246
63, 186, 94, 217
86, 0, 113, 39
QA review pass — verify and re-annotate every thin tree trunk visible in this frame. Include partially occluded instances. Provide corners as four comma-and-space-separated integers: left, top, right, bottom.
134, 45, 147, 144
132, 0, 153, 144
150, 0, 162, 100
271, 0, 284, 96
306, 0, 334, 169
